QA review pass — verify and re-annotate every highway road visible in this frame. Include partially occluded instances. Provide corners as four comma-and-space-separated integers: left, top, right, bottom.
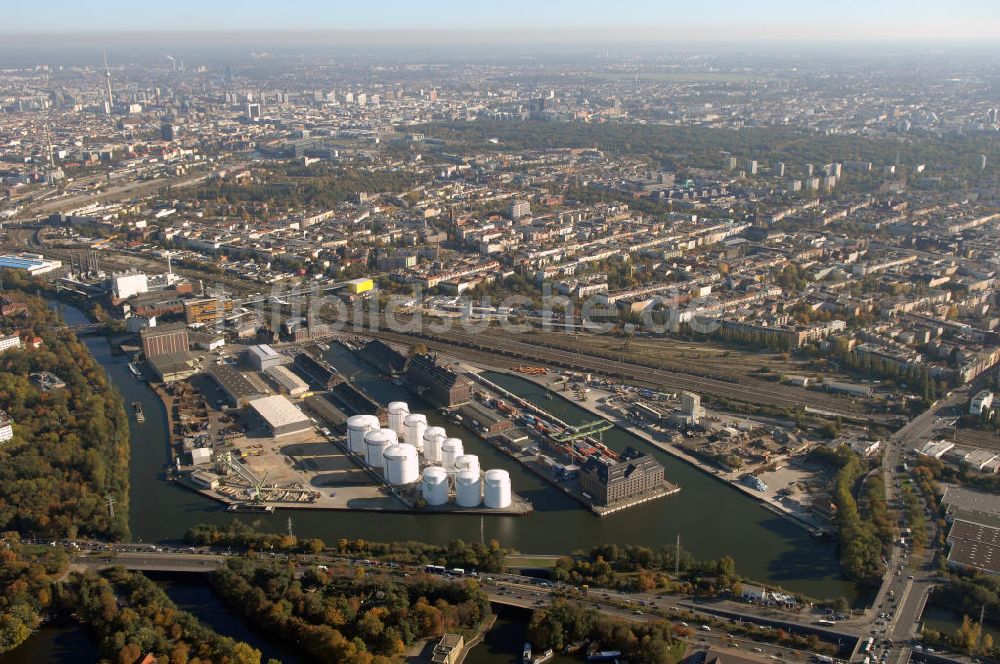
65, 545, 860, 652
858, 387, 970, 664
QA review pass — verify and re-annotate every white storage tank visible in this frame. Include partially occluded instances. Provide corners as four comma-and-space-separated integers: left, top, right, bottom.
422, 427, 446, 463
387, 401, 409, 436
454, 454, 480, 477
484, 469, 512, 509
346, 414, 379, 455
403, 444, 419, 483
384, 443, 420, 485
364, 428, 397, 468
455, 470, 482, 508
441, 438, 464, 471
403, 413, 428, 451
422, 466, 449, 506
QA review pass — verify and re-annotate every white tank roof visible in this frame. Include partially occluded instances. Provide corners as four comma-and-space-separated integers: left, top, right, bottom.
484, 469, 512, 509
422, 466, 450, 505
347, 414, 380, 428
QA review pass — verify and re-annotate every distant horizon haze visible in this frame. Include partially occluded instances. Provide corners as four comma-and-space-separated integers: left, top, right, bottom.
4, 0, 1000, 41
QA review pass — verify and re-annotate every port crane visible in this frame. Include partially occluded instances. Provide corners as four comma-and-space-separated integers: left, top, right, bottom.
216, 451, 269, 503
549, 419, 613, 443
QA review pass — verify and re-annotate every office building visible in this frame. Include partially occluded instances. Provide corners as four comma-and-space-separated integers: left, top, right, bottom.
184, 297, 233, 325
681, 391, 702, 424
507, 200, 530, 220
161, 121, 179, 141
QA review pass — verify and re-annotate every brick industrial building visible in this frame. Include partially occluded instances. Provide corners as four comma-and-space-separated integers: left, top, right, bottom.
580, 447, 665, 506
404, 353, 471, 408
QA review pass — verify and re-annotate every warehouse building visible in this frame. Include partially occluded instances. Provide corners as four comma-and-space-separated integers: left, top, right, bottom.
457, 401, 513, 436
0, 252, 62, 276
346, 277, 374, 295
947, 519, 1000, 576
112, 272, 148, 300
265, 364, 310, 397
141, 322, 189, 359
248, 395, 314, 438
580, 446, 665, 507
148, 352, 198, 383
245, 344, 283, 371
404, 353, 471, 407
207, 363, 263, 407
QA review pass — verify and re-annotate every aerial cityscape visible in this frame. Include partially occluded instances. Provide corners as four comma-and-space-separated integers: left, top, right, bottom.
2, 2, 1000, 663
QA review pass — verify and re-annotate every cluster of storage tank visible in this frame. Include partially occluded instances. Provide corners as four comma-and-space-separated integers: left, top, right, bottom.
344, 401, 512, 509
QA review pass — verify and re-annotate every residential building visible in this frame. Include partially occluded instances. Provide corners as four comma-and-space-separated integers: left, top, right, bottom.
0, 410, 13, 443
0, 334, 21, 354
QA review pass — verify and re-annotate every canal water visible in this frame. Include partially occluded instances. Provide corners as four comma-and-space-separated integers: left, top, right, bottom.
466, 606, 577, 664
148, 572, 303, 664
54, 300, 859, 602
0, 623, 97, 664
921, 603, 1000, 643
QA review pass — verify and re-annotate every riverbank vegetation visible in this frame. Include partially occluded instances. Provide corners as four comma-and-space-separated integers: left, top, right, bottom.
0, 537, 68, 653
185, 521, 512, 572
529, 599, 684, 664
65, 567, 264, 664
211, 557, 490, 663
0, 287, 130, 540
809, 445, 886, 582
551, 544, 743, 596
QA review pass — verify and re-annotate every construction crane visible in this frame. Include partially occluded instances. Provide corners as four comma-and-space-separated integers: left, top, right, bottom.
550, 419, 613, 443
217, 451, 269, 502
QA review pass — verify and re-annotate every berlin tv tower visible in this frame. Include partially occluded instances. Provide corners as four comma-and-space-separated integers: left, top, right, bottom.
102, 52, 114, 115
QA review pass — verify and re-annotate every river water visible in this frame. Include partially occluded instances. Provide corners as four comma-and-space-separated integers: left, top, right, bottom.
57, 301, 858, 602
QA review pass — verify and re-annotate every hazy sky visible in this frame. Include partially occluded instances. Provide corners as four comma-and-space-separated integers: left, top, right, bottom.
5, 0, 1000, 40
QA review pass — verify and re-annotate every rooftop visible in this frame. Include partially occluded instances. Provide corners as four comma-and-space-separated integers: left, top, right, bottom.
943, 486, 1000, 520
248, 394, 312, 429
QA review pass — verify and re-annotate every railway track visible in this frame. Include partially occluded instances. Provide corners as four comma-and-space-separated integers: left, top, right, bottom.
351, 323, 868, 418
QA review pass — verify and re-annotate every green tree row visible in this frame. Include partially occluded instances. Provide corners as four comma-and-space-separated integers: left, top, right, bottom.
211, 557, 490, 664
